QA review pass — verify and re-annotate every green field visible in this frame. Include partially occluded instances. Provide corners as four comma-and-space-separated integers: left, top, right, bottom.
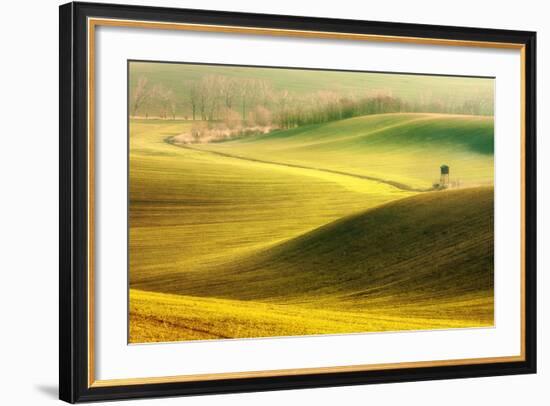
191, 113, 494, 189
129, 112, 494, 343
129, 119, 412, 287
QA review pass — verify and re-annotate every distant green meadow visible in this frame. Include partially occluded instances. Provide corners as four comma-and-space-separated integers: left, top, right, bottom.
128, 63, 494, 343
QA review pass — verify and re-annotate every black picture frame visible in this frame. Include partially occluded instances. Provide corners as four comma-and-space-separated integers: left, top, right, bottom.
59, 1, 537, 403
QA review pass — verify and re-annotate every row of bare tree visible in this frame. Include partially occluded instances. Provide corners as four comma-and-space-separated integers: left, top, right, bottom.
130, 74, 493, 129
130, 75, 275, 122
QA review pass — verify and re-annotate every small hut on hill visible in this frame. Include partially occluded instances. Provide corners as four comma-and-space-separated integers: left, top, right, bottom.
440, 164, 449, 187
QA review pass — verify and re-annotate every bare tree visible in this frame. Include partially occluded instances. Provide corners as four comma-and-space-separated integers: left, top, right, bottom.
221, 108, 241, 129
255, 79, 273, 107
203, 76, 221, 121
151, 84, 177, 119
249, 106, 272, 127
239, 79, 259, 122
193, 75, 225, 121
219, 76, 237, 110
187, 81, 199, 120
198, 78, 209, 120
131, 76, 150, 117
168, 91, 177, 120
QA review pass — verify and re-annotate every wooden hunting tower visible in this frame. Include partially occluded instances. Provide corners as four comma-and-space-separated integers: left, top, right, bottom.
440, 164, 450, 186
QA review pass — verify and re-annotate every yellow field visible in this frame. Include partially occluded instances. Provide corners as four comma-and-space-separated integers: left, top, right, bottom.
130, 290, 493, 343
129, 119, 412, 287
129, 113, 494, 343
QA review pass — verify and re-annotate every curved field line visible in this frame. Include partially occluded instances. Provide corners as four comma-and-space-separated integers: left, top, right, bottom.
165, 136, 432, 193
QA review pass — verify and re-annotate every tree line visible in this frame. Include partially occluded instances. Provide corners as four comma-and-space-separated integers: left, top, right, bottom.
130, 74, 493, 130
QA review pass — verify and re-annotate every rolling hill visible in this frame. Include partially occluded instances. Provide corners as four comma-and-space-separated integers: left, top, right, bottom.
192, 113, 494, 189
129, 119, 412, 286
130, 187, 494, 342
128, 112, 494, 343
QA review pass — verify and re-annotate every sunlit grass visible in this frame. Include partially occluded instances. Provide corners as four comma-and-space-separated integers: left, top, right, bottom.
129, 114, 494, 343
129, 119, 412, 285
196, 113, 493, 189
130, 289, 493, 344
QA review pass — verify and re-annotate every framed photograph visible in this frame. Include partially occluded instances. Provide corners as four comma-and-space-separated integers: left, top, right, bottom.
59, 2, 536, 403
